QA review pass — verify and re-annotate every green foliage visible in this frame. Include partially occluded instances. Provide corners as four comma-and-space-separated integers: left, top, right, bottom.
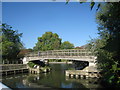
27, 62, 36, 68
88, 2, 120, 87
66, 0, 100, 11
33, 32, 74, 51
48, 59, 67, 62
65, 0, 120, 87
66, 0, 87, 4
65, 0, 69, 4
43, 66, 51, 69
40, 66, 51, 72
61, 59, 67, 62
90, 0, 95, 10
1, 23, 23, 61
96, 3, 101, 11
61, 41, 74, 49
33, 32, 62, 51
48, 59, 60, 62
69, 68, 75, 70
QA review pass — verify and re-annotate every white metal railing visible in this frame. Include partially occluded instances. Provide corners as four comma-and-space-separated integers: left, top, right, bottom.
26, 49, 94, 58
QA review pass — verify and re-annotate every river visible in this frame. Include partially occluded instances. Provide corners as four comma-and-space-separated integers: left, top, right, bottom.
2, 64, 103, 89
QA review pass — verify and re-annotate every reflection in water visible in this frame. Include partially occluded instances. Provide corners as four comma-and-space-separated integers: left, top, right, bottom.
2, 64, 103, 88
65, 77, 101, 88
61, 83, 73, 88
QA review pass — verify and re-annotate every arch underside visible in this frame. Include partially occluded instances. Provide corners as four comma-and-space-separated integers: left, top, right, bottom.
28, 57, 95, 62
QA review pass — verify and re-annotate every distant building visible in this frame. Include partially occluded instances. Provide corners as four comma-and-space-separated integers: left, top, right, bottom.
18, 49, 33, 59
75, 44, 88, 49
75, 46, 83, 49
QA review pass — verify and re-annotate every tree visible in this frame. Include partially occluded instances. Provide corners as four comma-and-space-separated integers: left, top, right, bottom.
97, 2, 120, 86
61, 41, 74, 49
1, 23, 23, 62
88, 2, 120, 87
33, 32, 62, 51
66, 0, 120, 87
66, 0, 101, 11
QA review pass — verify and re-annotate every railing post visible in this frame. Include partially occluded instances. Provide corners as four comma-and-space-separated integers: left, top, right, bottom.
77, 49, 79, 57
47, 51, 48, 57
8, 61, 9, 64
2, 60, 4, 64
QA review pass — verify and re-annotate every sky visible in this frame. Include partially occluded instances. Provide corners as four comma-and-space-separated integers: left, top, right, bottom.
2, 2, 99, 49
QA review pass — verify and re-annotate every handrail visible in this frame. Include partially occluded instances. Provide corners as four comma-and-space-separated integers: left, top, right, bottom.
1, 64, 27, 71
25, 49, 94, 57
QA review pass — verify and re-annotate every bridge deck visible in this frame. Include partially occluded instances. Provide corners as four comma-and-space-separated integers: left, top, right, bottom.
25, 49, 96, 62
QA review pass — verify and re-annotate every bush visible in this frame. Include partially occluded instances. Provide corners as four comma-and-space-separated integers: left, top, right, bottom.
27, 62, 36, 68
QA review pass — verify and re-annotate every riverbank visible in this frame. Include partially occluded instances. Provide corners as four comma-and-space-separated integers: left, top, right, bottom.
49, 62, 72, 64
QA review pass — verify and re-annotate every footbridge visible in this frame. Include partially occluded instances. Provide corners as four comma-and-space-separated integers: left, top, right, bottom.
23, 49, 97, 65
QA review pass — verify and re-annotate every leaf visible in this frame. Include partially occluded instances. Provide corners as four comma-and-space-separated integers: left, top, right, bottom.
79, 2, 83, 4
112, 64, 117, 72
117, 68, 120, 70
66, 0, 70, 4
96, 3, 101, 11
109, 14, 111, 16
109, 75, 115, 83
109, 75, 114, 80
79, 0, 87, 4
90, 1, 95, 10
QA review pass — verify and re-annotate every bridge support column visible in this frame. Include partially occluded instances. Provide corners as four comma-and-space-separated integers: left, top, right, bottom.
80, 75, 83, 78
75, 75, 79, 79
89, 62, 96, 67
44, 59, 49, 65
86, 75, 88, 79
22, 57, 29, 64
65, 71, 69, 77
70, 74, 74, 78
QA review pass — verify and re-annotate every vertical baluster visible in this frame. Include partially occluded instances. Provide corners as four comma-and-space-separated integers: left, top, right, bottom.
77, 49, 79, 57
70, 50, 72, 57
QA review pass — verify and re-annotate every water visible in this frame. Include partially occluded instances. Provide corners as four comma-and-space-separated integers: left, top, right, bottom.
2, 64, 103, 89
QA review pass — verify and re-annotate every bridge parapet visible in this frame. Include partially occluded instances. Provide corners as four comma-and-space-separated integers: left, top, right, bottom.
26, 49, 94, 57
23, 49, 96, 63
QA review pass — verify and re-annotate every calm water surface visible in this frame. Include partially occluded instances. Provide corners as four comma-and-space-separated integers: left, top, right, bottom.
2, 64, 103, 89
